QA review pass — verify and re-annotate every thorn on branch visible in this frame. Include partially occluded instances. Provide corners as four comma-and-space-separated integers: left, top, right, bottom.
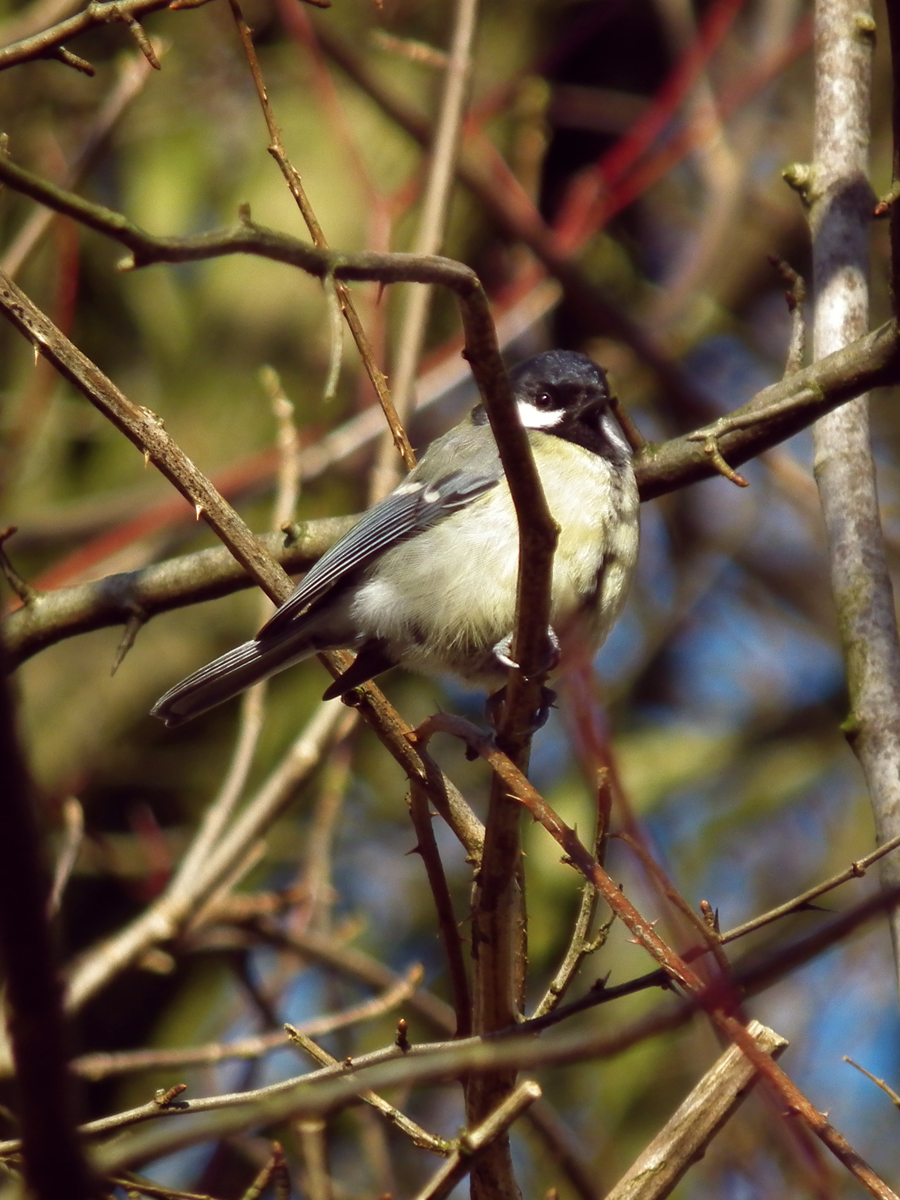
768, 254, 807, 376
395, 1018, 410, 1052
110, 607, 146, 676
699, 899, 720, 935
0, 527, 40, 606
45, 45, 96, 74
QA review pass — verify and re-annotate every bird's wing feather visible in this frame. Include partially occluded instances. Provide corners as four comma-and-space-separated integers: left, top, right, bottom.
260, 470, 500, 639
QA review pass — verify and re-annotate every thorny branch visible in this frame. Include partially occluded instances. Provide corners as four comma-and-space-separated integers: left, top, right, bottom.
414, 713, 900, 1200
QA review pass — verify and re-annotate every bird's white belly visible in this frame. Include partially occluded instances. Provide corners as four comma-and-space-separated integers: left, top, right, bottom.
348, 438, 639, 687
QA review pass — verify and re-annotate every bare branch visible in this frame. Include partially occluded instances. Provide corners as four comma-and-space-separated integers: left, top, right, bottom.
410, 1081, 541, 1200
414, 713, 900, 1200
287, 1027, 453, 1156
0, 0, 172, 71
372, 0, 478, 498
807, 0, 900, 991
227, 0, 414, 471
604, 1021, 788, 1200
0, 650, 94, 1200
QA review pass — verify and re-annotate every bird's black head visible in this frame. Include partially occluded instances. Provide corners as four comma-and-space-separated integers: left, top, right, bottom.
505, 350, 632, 463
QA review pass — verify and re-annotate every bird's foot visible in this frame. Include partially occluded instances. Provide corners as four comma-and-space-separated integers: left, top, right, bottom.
485, 684, 557, 735
491, 627, 561, 678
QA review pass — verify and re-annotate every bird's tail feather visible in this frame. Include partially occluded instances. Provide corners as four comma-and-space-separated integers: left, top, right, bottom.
151, 637, 315, 727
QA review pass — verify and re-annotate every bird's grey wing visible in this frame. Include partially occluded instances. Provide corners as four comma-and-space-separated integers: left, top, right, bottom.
260, 470, 500, 639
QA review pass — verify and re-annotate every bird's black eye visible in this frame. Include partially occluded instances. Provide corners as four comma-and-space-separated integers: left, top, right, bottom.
535, 390, 554, 409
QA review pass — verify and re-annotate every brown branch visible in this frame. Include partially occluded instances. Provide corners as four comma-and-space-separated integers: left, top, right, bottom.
2, 520, 357, 665
0, 647, 94, 1200
3, 885, 891, 1179
408, 781, 472, 1038
637, 319, 900, 499
0, 155, 562, 696
843, 1057, 900, 1110
414, 713, 900, 1200
64, 702, 347, 1013
0, 264, 294, 605
531, 772, 613, 1019
48, 796, 85, 917
0, 0, 171, 70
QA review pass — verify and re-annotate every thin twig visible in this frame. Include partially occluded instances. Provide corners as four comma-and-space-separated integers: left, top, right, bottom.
1, 887, 886, 1176
286, 1029, 453, 1156
1, 52, 159, 280
768, 254, 807, 377
295, 1121, 330, 1200
227, 0, 414, 470
719, 827, 900, 944
71, 966, 424, 1081
407, 780, 472, 1037
372, 0, 478, 499
64, 701, 347, 1013
532, 771, 613, 1019
414, 712, 900, 1200
410, 1081, 541, 1200
0, 0, 172, 71
843, 1057, 900, 1110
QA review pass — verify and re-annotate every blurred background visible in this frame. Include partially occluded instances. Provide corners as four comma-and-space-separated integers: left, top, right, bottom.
1, 0, 899, 1195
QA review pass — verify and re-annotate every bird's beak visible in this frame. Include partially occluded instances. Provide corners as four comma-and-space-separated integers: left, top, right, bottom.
575, 390, 609, 419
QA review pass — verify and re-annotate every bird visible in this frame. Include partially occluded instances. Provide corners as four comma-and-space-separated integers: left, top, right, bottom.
151, 350, 640, 728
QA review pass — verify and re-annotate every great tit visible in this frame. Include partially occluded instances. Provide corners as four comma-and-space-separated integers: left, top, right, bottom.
152, 350, 640, 728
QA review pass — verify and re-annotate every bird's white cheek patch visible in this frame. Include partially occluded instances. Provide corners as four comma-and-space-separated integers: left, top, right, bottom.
516, 401, 563, 429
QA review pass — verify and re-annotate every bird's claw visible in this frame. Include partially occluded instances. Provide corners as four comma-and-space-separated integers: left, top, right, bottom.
491, 627, 561, 679
485, 684, 557, 734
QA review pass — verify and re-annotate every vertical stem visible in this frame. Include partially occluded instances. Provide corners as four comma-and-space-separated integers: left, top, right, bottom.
465, 766, 527, 1200
0, 654, 93, 1200
886, 1, 900, 314
370, 0, 480, 501
810, 0, 900, 990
